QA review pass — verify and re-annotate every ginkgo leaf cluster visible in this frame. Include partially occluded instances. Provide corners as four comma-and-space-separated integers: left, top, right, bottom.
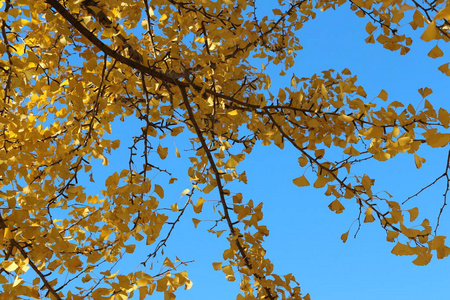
0, 0, 450, 299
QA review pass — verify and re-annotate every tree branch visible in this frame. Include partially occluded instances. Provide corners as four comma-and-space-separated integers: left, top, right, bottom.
0, 216, 62, 300
178, 85, 277, 300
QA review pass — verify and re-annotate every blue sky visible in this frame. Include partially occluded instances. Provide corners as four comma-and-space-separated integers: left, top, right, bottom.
51, 3, 450, 300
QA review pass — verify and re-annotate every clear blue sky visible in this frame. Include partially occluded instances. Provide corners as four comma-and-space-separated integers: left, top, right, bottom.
82, 3, 450, 300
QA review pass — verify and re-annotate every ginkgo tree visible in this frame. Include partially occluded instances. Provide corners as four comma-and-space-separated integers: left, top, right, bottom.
1, 0, 450, 298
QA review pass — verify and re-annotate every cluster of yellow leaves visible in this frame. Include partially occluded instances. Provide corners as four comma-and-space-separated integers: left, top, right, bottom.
347, 0, 450, 74
0, 0, 450, 298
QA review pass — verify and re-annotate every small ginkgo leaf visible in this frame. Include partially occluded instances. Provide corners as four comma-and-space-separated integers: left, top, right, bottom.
212, 262, 222, 270
421, 21, 440, 42
364, 213, 375, 223
225, 157, 239, 169
328, 200, 345, 214
408, 207, 419, 222
338, 114, 354, 123
418, 87, 433, 98
438, 63, 450, 76
391, 242, 414, 256
377, 89, 388, 101
412, 253, 432, 266
2, 261, 18, 272
436, 245, 450, 259
181, 188, 190, 196
154, 184, 164, 198
365, 22, 377, 34
293, 175, 309, 187
157, 144, 168, 159
386, 230, 399, 242
341, 231, 349, 243
363, 206, 375, 223
222, 265, 235, 282
12, 276, 23, 287
193, 197, 205, 213
159, 13, 168, 21
192, 218, 201, 228
427, 45, 444, 58
227, 110, 238, 116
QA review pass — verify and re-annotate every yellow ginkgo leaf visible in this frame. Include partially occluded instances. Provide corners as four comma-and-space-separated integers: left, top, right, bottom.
157, 144, 168, 159
418, 87, 433, 98
412, 253, 432, 266
365, 22, 377, 34
377, 89, 388, 101
421, 21, 440, 42
328, 200, 345, 214
341, 231, 349, 243
154, 184, 164, 198
427, 45, 444, 58
192, 218, 201, 228
391, 242, 414, 256
408, 207, 419, 222
386, 230, 399, 242
414, 153, 426, 168
435, 6, 450, 20
292, 175, 309, 187
212, 262, 222, 270
193, 197, 205, 213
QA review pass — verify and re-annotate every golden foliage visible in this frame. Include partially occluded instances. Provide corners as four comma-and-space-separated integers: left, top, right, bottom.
0, 0, 450, 298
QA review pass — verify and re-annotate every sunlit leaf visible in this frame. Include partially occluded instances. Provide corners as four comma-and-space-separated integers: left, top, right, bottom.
427, 45, 444, 58
292, 175, 309, 187
408, 207, 419, 222
328, 200, 345, 214
421, 21, 440, 42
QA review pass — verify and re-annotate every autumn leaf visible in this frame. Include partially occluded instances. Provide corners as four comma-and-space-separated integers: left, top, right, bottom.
292, 175, 310, 187
438, 63, 450, 76
212, 262, 222, 270
377, 89, 388, 101
412, 253, 432, 266
222, 265, 235, 282
386, 231, 399, 242
408, 207, 419, 222
418, 87, 433, 98
193, 197, 206, 213
427, 45, 444, 58
421, 21, 440, 41
157, 144, 168, 159
364, 206, 375, 223
328, 200, 345, 214
341, 231, 349, 243
154, 184, 164, 198
192, 218, 201, 228
435, 6, 450, 20
423, 130, 450, 148
365, 22, 377, 34
391, 242, 414, 256
414, 153, 426, 169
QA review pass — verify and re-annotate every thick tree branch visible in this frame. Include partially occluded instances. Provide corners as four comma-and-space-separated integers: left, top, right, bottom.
45, 0, 179, 84
0, 217, 62, 300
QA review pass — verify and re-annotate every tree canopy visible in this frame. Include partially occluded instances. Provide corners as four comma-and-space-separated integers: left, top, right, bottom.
1, 0, 450, 299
